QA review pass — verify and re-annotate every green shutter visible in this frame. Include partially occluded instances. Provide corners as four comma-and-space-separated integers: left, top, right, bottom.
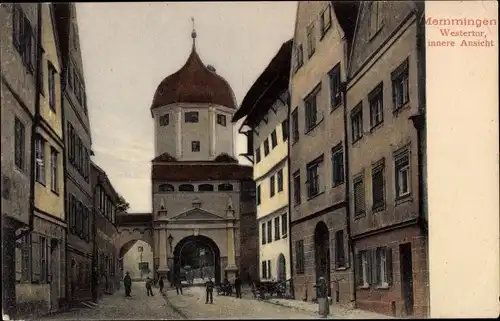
31, 233, 40, 283
386, 247, 393, 285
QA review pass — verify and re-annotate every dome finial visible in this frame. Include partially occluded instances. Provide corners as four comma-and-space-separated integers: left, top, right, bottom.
191, 17, 197, 49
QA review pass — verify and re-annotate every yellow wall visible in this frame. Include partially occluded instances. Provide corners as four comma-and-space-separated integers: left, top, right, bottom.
34, 4, 64, 220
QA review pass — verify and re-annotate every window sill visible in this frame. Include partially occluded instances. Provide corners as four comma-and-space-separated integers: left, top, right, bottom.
393, 102, 410, 116
14, 165, 27, 177
369, 27, 383, 42
354, 213, 366, 220
282, 234, 288, 238
395, 194, 412, 206
330, 103, 343, 113
335, 266, 348, 271
358, 283, 370, 289
304, 118, 323, 136
36, 180, 46, 187
376, 284, 390, 290
369, 121, 384, 134
351, 136, 363, 146
372, 204, 385, 213
332, 181, 344, 189
292, 139, 299, 147
51, 189, 59, 196
293, 202, 301, 208
307, 191, 324, 202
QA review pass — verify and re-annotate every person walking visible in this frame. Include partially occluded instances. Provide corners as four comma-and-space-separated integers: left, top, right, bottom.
205, 278, 214, 304
158, 276, 164, 294
123, 272, 132, 297
234, 274, 242, 299
175, 274, 183, 295
145, 277, 154, 296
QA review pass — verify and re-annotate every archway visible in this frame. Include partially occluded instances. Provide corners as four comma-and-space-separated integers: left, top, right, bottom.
314, 221, 331, 296
119, 240, 154, 282
173, 235, 221, 284
277, 253, 286, 282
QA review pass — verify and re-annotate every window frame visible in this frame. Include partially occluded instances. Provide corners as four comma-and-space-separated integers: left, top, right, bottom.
394, 149, 411, 199
256, 185, 261, 205
35, 135, 46, 185
159, 114, 169, 126
269, 175, 276, 197
329, 63, 342, 109
261, 222, 267, 245
50, 147, 59, 193
351, 103, 364, 143
267, 219, 272, 244
14, 117, 26, 172
306, 22, 316, 58
306, 156, 323, 198
331, 143, 345, 186
291, 108, 299, 143
48, 61, 57, 111
184, 111, 199, 123
277, 169, 284, 192
263, 139, 270, 156
371, 159, 386, 212
191, 140, 200, 152
320, 5, 332, 37
304, 84, 321, 132
335, 230, 346, 268
353, 173, 365, 217
255, 147, 261, 163
391, 59, 410, 112
281, 213, 288, 237
293, 171, 301, 205
295, 240, 305, 274
217, 114, 227, 126
369, 82, 384, 129
270, 130, 278, 149
274, 216, 280, 241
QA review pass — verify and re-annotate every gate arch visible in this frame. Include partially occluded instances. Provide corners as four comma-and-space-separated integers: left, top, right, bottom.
277, 253, 286, 282
314, 221, 331, 296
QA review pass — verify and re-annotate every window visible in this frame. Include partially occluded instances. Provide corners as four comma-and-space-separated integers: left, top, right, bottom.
217, 114, 226, 126
351, 103, 363, 142
267, 220, 272, 244
14, 117, 25, 171
270, 175, 276, 197
179, 184, 194, 192
255, 147, 261, 163
305, 85, 321, 132
277, 169, 283, 192
375, 247, 392, 287
40, 236, 48, 283
306, 158, 322, 198
291, 108, 299, 143
306, 23, 316, 57
329, 64, 342, 108
261, 222, 266, 245
159, 114, 169, 126
295, 240, 305, 274
159, 184, 174, 192
331, 144, 344, 186
82, 207, 88, 242
185, 111, 199, 123
335, 230, 346, 268
368, 1, 384, 38
281, 119, 289, 141
281, 213, 288, 237
35, 135, 46, 185
191, 141, 200, 152
256, 185, 261, 205
356, 250, 369, 287
320, 5, 332, 37
369, 83, 384, 128
12, 5, 36, 73
274, 217, 280, 241
69, 194, 76, 233
21, 233, 31, 281
372, 161, 385, 211
270, 130, 278, 149
392, 59, 409, 111
267, 260, 272, 279
293, 171, 301, 205
295, 44, 304, 71
353, 175, 365, 217
262, 261, 267, 279
218, 183, 233, 191
39, 51, 45, 96
395, 150, 410, 198
263, 139, 270, 156
48, 62, 57, 110
198, 184, 214, 192
50, 148, 58, 193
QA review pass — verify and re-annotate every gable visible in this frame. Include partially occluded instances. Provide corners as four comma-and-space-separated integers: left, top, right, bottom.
348, 1, 416, 79
169, 208, 223, 221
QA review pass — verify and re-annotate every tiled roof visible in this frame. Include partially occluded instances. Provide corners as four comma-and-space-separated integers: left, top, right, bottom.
151, 163, 252, 181
150, 45, 237, 111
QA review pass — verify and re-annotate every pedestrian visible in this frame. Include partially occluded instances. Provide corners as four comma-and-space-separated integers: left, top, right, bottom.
123, 272, 132, 297
158, 276, 164, 294
234, 273, 242, 299
175, 274, 183, 295
205, 278, 214, 304
145, 277, 154, 296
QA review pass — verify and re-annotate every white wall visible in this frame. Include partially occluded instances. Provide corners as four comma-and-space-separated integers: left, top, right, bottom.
123, 240, 154, 280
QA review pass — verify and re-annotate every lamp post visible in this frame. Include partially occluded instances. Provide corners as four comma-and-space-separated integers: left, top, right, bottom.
138, 246, 143, 280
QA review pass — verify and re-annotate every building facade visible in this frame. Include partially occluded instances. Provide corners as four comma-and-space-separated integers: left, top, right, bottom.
53, 3, 94, 306
346, 1, 428, 317
289, 1, 358, 304
145, 28, 253, 284
233, 40, 293, 284
90, 162, 120, 299
237, 179, 258, 284
1, 3, 38, 318
29, 3, 67, 314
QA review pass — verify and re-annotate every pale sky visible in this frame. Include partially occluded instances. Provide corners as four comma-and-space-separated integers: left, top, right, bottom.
76, 2, 297, 213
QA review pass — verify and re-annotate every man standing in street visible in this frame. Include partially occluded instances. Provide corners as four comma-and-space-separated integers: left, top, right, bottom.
205, 278, 214, 304
145, 277, 154, 296
124, 272, 132, 297
175, 274, 183, 295
158, 276, 165, 294
234, 273, 242, 299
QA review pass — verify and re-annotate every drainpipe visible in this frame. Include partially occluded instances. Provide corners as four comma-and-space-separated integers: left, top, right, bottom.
91, 179, 100, 302
285, 91, 295, 299
340, 81, 356, 306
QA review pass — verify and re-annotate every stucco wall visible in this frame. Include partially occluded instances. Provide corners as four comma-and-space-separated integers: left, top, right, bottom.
123, 240, 154, 280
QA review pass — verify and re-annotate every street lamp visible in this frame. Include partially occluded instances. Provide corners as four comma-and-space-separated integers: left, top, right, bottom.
138, 246, 143, 280
168, 234, 173, 254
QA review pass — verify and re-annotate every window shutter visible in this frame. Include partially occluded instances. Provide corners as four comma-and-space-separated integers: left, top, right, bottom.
355, 252, 362, 285
386, 247, 393, 285
332, 235, 337, 269
31, 233, 40, 282
366, 250, 373, 284
374, 249, 381, 285
47, 241, 52, 283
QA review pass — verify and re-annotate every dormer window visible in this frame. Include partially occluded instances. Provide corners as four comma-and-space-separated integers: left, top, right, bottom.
217, 114, 227, 126
185, 111, 199, 123
159, 114, 169, 126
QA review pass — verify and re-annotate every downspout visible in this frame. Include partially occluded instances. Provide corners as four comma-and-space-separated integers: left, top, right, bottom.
340, 80, 356, 306
285, 91, 295, 299
91, 180, 99, 302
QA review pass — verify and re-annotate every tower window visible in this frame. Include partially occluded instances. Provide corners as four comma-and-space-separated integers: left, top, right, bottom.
179, 184, 194, 192
218, 183, 233, 191
192, 141, 200, 152
217, 114, 226, 126
159, 184, 174, 192
159, 114, 169, 126
185, 111, 199, 123
199, 184, 214, 192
